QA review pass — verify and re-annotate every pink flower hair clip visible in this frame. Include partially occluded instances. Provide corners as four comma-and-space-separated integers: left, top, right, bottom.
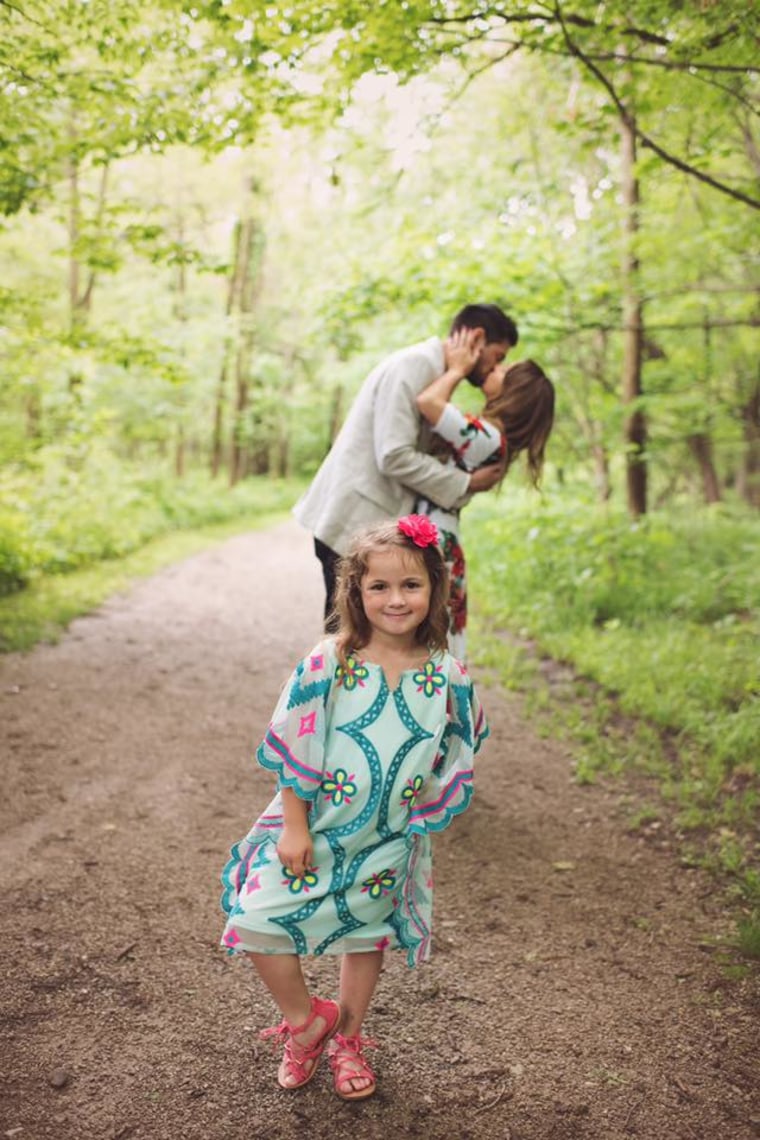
398, 514, 440, 548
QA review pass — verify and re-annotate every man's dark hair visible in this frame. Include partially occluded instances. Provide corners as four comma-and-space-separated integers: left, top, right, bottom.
450, 303, 518, 347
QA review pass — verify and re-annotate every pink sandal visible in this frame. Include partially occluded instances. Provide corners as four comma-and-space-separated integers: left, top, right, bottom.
260, 995, 341, 1090
328, 1032, 378, 1100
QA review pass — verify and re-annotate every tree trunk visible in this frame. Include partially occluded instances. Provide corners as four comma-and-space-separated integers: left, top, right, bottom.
211, 220, 245, 478
173, 211, 188, 478
276, 431, 290, 477
593, 441, 612, 502
175, 423, 186, 478
229, 214, 258, 486
687, 433, 721, 503
590, 328, 612, 502
66, 146, 85, 401
68, 136, 81, 339
25, 391, 42, 441
737, 381, 760, 507
67, 124, 106, 341
210, 361, 228, 479
235, 179, 269, 483
79, 163, 107, 314
683, 315, 721, 504
620, 107, 647, 516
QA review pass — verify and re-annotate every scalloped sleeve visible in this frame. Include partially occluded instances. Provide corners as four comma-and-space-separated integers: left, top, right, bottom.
408, 659, 488, 835
255, 642, 335, 801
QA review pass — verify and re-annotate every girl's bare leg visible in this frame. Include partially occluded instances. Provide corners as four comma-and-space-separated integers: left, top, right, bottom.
249, 952, 333, 1088
339, 949, 383, 1035
335, 950, 384, 1094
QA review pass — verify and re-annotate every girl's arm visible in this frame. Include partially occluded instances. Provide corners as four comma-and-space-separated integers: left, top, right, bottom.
416, 329, 480, 427
276, 787, 314, 876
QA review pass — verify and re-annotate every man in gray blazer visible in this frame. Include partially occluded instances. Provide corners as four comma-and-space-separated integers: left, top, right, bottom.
294, 303, 518, 624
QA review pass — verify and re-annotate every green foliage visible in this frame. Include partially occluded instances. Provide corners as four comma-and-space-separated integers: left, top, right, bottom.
0, 509, 35, 597
0, 0, 306, 217
0, 501, 295, 653
468, 487, 759, 634
466, 486, 760, 889
736, 913, 760, 960
2, 3, 757, 504
234, 0, 760, 206
0, 447, 303, 595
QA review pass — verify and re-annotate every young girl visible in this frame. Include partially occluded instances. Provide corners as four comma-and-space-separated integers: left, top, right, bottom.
414, 331, 555, 658
220, 516, 488, 1100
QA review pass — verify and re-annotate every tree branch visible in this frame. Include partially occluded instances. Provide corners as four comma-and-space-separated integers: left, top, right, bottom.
429, 6, 750, 59
552, 1, 760, 210
536, 315, 760, 337
637, 133, 760, 211
563, 50, 757, 78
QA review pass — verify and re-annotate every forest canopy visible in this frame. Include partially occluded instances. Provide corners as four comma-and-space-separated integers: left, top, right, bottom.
1, 0, 758, 571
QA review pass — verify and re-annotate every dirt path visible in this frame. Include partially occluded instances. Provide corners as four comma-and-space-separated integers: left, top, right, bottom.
1, 519, 757, 1140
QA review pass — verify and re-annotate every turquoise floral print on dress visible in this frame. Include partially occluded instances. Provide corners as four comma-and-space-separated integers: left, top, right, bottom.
413, 661, 447, 697
361, 869, 397, 899
322, 768, 358, 806
282, 866, 319, 894
219, 640, 488, 968
401, 774, 425, 807
336, 655, 370, 691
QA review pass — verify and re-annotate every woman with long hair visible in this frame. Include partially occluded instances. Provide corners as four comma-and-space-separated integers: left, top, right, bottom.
413, 332, 555, 657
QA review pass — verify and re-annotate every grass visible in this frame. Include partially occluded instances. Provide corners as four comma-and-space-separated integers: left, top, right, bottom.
0, 462, 307, 649
465, 486, 760, 958
0, 450, 306, 594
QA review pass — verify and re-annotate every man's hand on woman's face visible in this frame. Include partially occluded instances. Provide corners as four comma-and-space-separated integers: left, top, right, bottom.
444, 328, 481, 378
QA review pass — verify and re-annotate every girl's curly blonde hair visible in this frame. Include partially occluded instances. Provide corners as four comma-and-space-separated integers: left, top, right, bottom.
331, 520, 450, 668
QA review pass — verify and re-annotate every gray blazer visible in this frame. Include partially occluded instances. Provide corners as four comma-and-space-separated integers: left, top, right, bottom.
294, 337, 472, 555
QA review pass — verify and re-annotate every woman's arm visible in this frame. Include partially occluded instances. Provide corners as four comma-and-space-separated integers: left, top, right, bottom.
276, 787, 313, 876
416, 330, 480, 428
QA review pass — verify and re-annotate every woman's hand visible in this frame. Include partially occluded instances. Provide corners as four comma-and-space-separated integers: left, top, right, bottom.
469, 457, 507, 493
276, 823, 314, 878
444, 328, 480, 379
418, 329, 481, 426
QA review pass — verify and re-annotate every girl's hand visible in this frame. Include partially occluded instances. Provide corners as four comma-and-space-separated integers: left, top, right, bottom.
444, 328, 480, 378
276, 824, 314, 878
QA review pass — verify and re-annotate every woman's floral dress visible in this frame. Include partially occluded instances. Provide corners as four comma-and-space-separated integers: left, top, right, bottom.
414, 405, 504, 659
220, 639, 488, 967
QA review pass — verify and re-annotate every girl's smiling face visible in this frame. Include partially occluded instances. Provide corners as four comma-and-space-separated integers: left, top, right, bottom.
360, 548, 432, 642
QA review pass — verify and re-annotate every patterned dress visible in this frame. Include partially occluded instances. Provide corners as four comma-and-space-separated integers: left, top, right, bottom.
414, 405, 505, 659
220, 639, 488, 968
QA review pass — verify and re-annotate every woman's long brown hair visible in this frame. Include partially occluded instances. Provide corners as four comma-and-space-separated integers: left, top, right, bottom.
483, 359, 555, 487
